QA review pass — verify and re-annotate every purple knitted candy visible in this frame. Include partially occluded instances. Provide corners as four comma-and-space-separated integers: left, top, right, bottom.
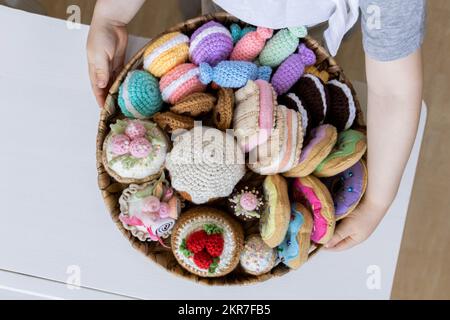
189, 21, 233, 66
271, 44, 316, 95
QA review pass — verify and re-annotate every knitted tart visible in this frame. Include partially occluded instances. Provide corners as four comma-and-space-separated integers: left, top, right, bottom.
170, 92, 217, 117
240, 234, 277, 276
279, 92, 311, 137
326, 80, 357, 132
171, 207, 244, 277
102, 119, 169, 184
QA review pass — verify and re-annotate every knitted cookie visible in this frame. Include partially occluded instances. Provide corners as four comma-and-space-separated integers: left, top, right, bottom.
189, 21, 233, 66
228, 184, 265, 221
233, 80, 277, 152
230, 27, 273, 61
322, 160, 368, 220
199, 61, 272, 88
143, 31, 189, 77
284, 125, 338, 178
160, 63, 207, 104
118, 173, 181, 244
152, 111, 195, 133
314, 129, 367, 177
165, 127, 246, 204
213, 88, 234, 130
326, 80, 357, 131
278, 202, 313, 269
170, 92, 217, 117
118, 70, 163, 119
292, 175, 335, 244
259, 26, 308, 67
230, 23, 256, 44
259, 174, 291, 248
171, 207, 244, 277
240, 234, 277, 276
279, 92, 310, 137
305, 66, 330, 83
102, 119, 169, 184
271, 44, 316, 95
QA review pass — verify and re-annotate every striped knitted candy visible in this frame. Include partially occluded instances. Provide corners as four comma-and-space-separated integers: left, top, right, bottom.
118, 70, 163, 119
271, 43, 316, 95
159, 63, 206, 104
230, 27, 273, 61
259, 26, 308, 67
189, 21, 233, 66
143, 32, 189, 77
230, 23, 256, 44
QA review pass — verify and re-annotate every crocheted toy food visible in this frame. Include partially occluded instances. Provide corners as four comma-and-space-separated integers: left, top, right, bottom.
143, 31, 190, 77
152, 111, 195, 133
278, 202, 313, 269
314, 129, 367, 178
213, 87, 234, 130
199, 61, 272, 88
233, 80, 277, 152
171, 207, 244, 277
259, 26, 308, 67
292, 175, 335, 244
230, 27, 273, 61
284, 124, 338, 178
240, 234, 277, 276
271, 44, 316, 95
118, 173, 181, 244
118, 70, 163, 119
165, 127, 246, 204
294, 74, 330, 128
305, 66, 330, 83
325, 80, 357, 131
248, 105, 303, 175
159, 63, 207, 104
228, 184, 265, 221
279, 92, 310, 137
170, 92, 217, 117
322, 160, 368, 220
189, 21, 233, 66
229, 23, 256, 44
259, 174, 291, 248
102, 119, 168, 183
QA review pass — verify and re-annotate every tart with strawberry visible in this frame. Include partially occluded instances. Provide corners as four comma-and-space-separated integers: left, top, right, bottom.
171, 207, 244, 277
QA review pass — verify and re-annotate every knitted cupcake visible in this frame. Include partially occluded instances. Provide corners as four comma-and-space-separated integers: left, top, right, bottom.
279, 92, 310, 138
230, 23, 256, 44
165, 127, 246, 204
143, 31, 190, 77
271, 44, 316, 95
118, 173, 181, 244
240, 234, 277, 276
159, 63, 207, 104
102, 119, 168, 183
228, 185, 265, 221
230, 27, 273, 61
189, 21, 233, 66
259, 26, 308, 67
118, 70, 163, 119
171, 207, 244, 277
325, 80, 357, 131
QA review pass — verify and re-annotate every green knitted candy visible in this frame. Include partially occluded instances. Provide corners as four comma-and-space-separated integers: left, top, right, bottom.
118, 70, 163, 119
259, 26, 308, 67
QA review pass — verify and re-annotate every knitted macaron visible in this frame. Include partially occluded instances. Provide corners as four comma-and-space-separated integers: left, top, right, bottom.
118, 70, 163, 119
143, 31, 190, 77
271, 44, 316, 95
230, 27, 273, 61
189, 21, 233, 66
325, 79, 357, 131
230, 23, 256, 44
159, 63, 206, 104
259, 26, 308, 67
165, 127, 246, 204
279, 92, 311, 137
240, 234, 277, 276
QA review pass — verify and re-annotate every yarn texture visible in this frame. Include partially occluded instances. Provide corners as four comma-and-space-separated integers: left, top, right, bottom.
231, 27, 273, 61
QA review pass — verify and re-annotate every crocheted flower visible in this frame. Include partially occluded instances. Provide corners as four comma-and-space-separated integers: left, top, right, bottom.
229, 187, 264, 220
129, 137, 152, 158
158, 202, 170, 219
125, 121, 147, 140
110, 134, 131, 155
142, 195, 161, 213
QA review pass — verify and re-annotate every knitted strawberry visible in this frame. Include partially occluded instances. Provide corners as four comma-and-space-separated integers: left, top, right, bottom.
186, 230, 208, 254
193, 250, 213, 269
206, 233, 224, 257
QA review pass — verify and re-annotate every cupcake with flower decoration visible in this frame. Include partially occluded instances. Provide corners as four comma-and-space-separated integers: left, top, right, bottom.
118, 173, 182, 244
228, 185, 265, 221
102, 119, 169, 184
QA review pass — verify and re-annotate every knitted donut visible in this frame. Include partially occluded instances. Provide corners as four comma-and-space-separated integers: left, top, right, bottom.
213, 87, 234, 130
143, 31, 190, 77
314, 129, 367, 178
240, 234, 277, 276
322, 160, 368, 220
279, 92, 310, 137
326, 80, 357, 132
170, 92, 217, 117
292, 175, 335, 244
118, 70, 163, 119
230, 27, 273, 61
171, 207, 244, 277
189, 21, 233, 66
152, 111, 195, 133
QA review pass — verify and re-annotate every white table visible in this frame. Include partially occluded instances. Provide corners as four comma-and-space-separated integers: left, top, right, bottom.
0, 6, 426, 300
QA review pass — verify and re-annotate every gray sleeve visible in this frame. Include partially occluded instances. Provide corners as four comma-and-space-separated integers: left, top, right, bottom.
360, 0, 426, 61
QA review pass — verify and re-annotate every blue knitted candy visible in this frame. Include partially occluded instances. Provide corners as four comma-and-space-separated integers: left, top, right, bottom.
199, 61, 272, 88
118, 70, 163, 119
230, 23, 256, 44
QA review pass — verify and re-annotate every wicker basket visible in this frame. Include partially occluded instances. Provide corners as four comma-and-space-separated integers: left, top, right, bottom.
96, 13, 366, 286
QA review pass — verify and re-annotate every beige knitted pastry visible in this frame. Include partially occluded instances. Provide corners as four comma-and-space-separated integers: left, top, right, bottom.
213, 88, 234, 130
239, 234, 277, 276
152, 111, 195, 133
170, 92, 217, 117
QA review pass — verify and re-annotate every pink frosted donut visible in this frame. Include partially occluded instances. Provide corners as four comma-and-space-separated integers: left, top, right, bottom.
230, 27, 273, 61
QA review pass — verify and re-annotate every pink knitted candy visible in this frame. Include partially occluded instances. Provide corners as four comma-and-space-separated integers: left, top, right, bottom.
110, 134, 131, 155
230, 27, 273, 61
125, 121, 147, 140
158, 202, 170, 218
240, 192, 259, 211
143, 196, 161, 213
129, 137, 152, 158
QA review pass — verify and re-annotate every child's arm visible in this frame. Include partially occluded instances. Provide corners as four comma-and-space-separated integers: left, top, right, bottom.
325, 49, 423, 250
87, 0, 145, 107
